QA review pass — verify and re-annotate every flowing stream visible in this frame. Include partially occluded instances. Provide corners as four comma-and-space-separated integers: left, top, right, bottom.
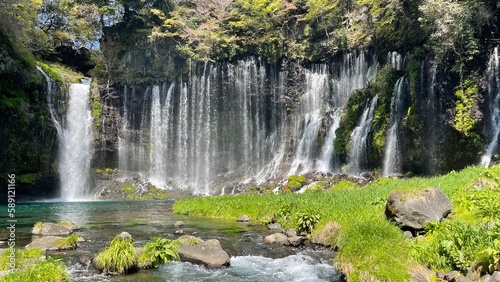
1, 201, 341, 282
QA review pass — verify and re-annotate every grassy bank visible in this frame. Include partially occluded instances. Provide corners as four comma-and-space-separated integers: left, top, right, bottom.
173, 165, 500, 281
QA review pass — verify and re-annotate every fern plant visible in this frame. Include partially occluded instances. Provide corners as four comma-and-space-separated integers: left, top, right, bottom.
140, 237, 179, 268
295, 211, 321, 234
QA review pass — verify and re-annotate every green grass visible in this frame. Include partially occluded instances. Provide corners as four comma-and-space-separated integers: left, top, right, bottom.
0, 258, 70, 282
94, 236, 137, 274
54, 234, 78, 249
173, 165, 500, 281
0, 248, 44, 271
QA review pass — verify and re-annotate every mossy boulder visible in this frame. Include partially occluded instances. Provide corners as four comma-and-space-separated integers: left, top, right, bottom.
25, 235, 77, 251
310, 221, 342, 247
385, 188, 452, 231
32, 222, 73, 236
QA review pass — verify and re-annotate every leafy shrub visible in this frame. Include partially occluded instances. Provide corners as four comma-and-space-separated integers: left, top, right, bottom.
295, 211, 321, 234
94, 236, 137, 274
276, 202, 293, 227
139, 238, 179, 268
412, 221, 500, 273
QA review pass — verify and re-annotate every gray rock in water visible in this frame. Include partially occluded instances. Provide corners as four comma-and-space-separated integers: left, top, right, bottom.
177, 236, 230, 267
264, 233, 289, 245
174, 229, 184, 235
286, 229, 297, 237
237, 215, 250, 222
287, 236, 306, 247
25, 236, 76, 251
32, 222, 73, 236
118, 231, 133, 240
267, 223, 284, 231
174, 221, 185, 228
385, 188, 452, 230
58, 221, 80, 231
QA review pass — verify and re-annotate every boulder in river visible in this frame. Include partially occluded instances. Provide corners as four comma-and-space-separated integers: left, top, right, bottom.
25, 236, 76, 251
32, 222, 73, 236
177, 236, 230, 267
174, 221, 185, 228
264, 233, 289, 244
385, 188, 452, 230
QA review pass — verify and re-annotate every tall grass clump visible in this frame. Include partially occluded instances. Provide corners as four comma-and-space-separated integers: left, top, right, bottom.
94, 236, 137, 274
173, 165, 500, 280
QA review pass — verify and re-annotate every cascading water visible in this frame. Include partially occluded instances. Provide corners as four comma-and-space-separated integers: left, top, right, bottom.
59, 82, 93, 201
38, 67, 93, 200
383, 77, 409, 176
288, 65, 330, 174
481, 47, 500, 167
346, 95, 378, 176
37, 67, 63, 135
317, 109, 343, 172
116, 52, 377, 194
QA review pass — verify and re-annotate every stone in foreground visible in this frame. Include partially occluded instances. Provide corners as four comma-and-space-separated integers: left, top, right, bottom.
385, 188, 452, 230
264, 233, 288, 244
32, 222, 73, 236
25, 236, 75, 251
177, 236, 230, 267
174, 221, 185, 228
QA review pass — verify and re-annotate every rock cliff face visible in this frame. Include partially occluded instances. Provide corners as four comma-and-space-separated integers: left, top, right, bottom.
84, 44, 498, 195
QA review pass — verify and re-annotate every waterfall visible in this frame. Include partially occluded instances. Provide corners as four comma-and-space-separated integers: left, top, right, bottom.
346, 95, 378, 176
37, 66, 63, 135
116, 53, 378, 194
387, 51, 404, 70
59, 82, 93, 201
317, 109, 343, 172
481, 47, 500, 167
288, 65, 329, 174
38, 67, 93, 200
383, 77, 409, 176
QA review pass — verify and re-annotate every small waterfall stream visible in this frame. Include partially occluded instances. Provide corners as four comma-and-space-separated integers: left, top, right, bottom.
481, 47, 500, 167
346, 95, 378, 175
383, 77, 409, 176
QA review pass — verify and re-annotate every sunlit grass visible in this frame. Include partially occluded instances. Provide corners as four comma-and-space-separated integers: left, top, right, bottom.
174, 165, 500, 281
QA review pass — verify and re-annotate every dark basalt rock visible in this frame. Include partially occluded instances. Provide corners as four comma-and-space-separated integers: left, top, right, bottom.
385, 188, 452, 231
